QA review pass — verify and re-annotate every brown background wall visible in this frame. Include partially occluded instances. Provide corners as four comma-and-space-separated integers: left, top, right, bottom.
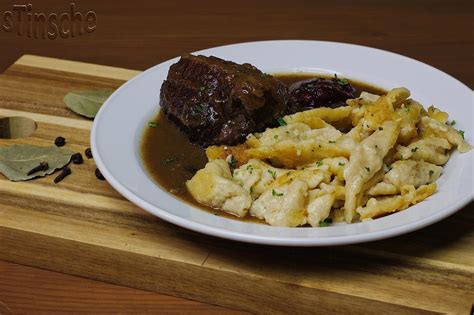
1, 0, 472, 87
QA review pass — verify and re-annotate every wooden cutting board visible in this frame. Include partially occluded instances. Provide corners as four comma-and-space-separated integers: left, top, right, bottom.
0, 55, 472, 315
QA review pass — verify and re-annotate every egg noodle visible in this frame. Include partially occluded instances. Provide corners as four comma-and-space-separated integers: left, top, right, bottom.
187, 88, 471, 227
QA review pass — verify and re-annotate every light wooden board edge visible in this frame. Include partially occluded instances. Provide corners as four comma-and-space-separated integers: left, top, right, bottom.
0, 227, 438, 315
14, 55, 141, 81
0, 108, 93, 130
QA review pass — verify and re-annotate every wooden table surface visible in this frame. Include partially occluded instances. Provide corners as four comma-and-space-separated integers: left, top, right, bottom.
0, 0, 472, 313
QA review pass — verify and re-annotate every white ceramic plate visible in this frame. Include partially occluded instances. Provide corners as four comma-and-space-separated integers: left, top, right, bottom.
91, 40, 473, 246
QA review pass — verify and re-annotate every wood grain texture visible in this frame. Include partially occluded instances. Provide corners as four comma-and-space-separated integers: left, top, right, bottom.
0, 260, 247, 314
0, 56, 473, 315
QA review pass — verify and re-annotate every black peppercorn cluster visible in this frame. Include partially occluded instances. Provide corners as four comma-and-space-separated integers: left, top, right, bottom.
51, 136, 105, 183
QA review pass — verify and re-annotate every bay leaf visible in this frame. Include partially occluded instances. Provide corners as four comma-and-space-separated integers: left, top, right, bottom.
64, 89, 114, 118
0, 144, 74, 181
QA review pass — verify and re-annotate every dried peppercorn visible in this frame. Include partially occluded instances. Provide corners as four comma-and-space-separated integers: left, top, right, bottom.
71, 153, 83, 164
27, 162, 49, 176
95, 168, 105, 180
54, 167, 71, 183
85, 148, 93, 159
55, 137, 66, 147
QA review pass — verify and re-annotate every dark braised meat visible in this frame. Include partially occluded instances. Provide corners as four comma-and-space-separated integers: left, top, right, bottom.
160, 54, 289, 147
288, 77, 356, 112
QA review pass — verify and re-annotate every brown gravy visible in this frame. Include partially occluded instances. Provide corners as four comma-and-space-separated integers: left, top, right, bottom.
141, 74, 387, 222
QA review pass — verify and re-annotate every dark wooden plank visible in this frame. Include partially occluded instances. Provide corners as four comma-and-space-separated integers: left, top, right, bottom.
0, 260, 247, 314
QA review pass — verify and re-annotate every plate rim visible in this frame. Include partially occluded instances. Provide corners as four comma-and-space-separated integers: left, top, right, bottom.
91, 39, 473, 246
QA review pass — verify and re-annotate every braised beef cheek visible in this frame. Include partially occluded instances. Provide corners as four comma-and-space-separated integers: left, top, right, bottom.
159, 54, 289, 147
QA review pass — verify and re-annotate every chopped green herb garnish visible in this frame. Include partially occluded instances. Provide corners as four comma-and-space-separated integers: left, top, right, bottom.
148, 121, 158, 128
274, 135, 279, 139
334, 74, 349, 86
272, 189, 283, 197
268, 169, 277, 179
316, 161, 323, 167
404, 107, 410, 113
338, 162, 345, 166
458, 130, 465, 139
192, 103, 207, 116
411, 147, 418, 153
162, 157, 177, 165
228, 155, 237, 170
277, 117, 287, 126
378, 127, 384, 131
450, 120, 456, 126
375, 145, 378, 149
328, 140, 336, 144
429, 170, 434, 177
338, 78, 350, 85
246, 164, 254, 174
365, 166, 371, 172
319, 218, 333, 227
